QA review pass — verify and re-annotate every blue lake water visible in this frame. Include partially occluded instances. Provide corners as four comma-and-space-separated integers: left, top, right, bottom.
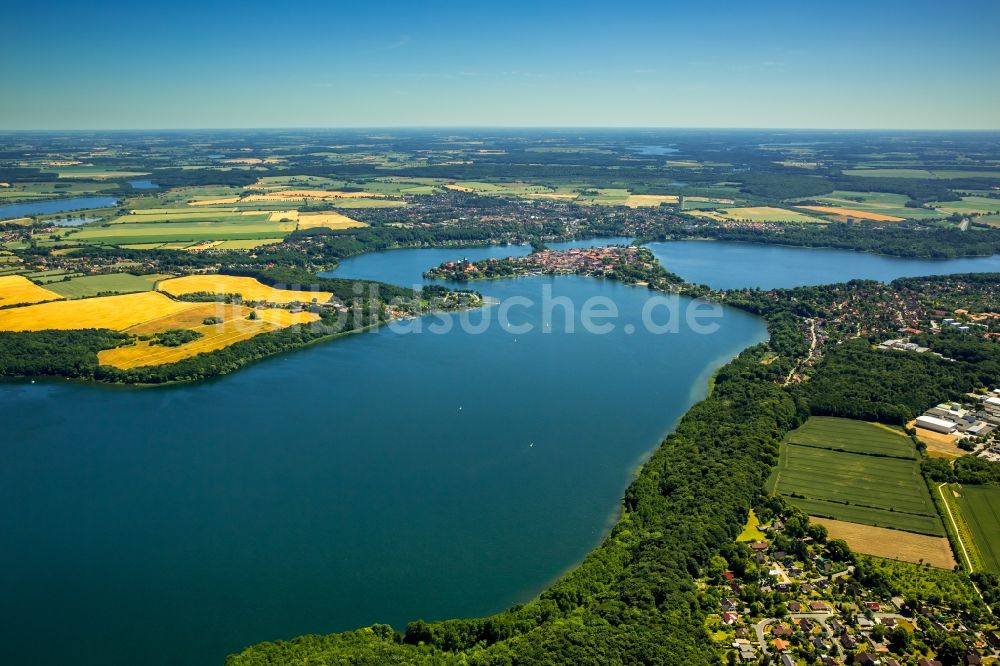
631, 145, 678, 155
0, 196, 118, 220
647, 240, 1000, 290
128, 179, 159, 189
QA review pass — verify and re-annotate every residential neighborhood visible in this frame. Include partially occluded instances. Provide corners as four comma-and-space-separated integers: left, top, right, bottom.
705, 508, 998, 666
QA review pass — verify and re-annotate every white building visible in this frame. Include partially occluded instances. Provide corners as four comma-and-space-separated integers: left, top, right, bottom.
915, 415, 958, 434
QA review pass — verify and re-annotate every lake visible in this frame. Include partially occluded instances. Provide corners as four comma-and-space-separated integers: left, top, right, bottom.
0, 196, 118, 221
647, 240, 1000, 289
5, 238, 1000, 666
0, 237, 762, 666
631, 145, 678, 156
128, 179, 159, 189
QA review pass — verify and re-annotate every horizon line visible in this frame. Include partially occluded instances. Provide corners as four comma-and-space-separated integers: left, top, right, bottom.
2, 125, 1000, 133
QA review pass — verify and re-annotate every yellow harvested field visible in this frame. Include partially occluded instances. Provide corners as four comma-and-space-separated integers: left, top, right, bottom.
623, 194, 678, 207
2, 217, 32, 225
0, 275, 64, 307
188, 197, 240, 206
127, 302, 254, 335
157, 275, 333, 304
687, 210, 728, 222
0, 291, 198, 332
216, 239, 283, 250
254, 308, 321, 327
100, 320, 272, 369
186, 241, 224, 252
523, 192, 578, 200
296, 212, 368, 230
102, 308, 320, 369
445, 183, 474, 192
268, 210, 299, 222
906, 420, 967, 459
242, 190, 383, 202
811, 517, 956, 569
796, 205, 905, 222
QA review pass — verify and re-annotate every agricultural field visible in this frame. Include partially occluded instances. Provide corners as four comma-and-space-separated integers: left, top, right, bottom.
795, 205, 904, 222
295, 211, 368, 231
446, 181, 578, 198
786, 416, 916, 458
771, 417, 944, 537
66, 217, 296, 245
215, 239, 284, 250
157, 275, 333, 304
928, 196, 1000, 216
953, 484, 1000, 574
0, 291, 198, 331
100, 307, 319, 369
111, 208, 261, 223
241, 189, 386, 202
0, 275, 64, 307
44, 273, 169, 298
793, 190, 942, 220
696, 206, 827, 224
810, 517, 955, 568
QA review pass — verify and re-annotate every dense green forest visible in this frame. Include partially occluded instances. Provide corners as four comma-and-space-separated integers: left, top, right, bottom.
799, 338, 980, 423
661, 223, 1000, 259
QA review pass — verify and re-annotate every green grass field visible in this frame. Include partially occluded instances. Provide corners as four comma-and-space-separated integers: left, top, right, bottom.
928, 196, 1000, 216
111, 209, 261, 223
787, 416, 917, 458
43, 273, 169, 298
954, 485, 1000, 574
67, 218, 295, 245
720, 206, 826, 223
771, 418, 943, 536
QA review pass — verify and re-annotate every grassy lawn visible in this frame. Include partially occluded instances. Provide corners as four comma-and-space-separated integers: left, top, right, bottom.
771, 417, 943, 536
736, 509, 766, 542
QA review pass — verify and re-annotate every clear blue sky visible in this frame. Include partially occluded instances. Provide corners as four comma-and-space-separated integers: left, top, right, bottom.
2, 0, 999, 130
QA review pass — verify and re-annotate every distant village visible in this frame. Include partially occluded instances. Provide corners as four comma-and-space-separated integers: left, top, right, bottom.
424, 245, 655, 282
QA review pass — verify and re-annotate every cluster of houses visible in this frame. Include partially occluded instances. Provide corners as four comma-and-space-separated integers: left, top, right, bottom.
712, 520, 997, 666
